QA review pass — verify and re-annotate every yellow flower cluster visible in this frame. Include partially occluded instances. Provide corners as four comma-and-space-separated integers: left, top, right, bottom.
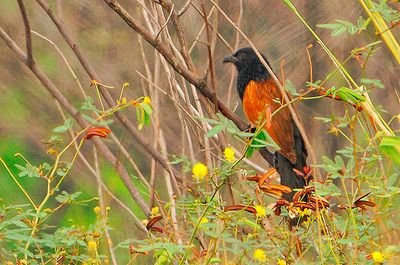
151, 206, 159, 216
87, 240, 97, 251
223, 147, 236, 163
277, 258, 287, 265
192, 162, 208, 180
143, 96, 151, 104
93, 206, 101, 215
200, 217, 209, 224
253, 248, 267, 263
255, 204, 267, 218
372, 251, 384, 263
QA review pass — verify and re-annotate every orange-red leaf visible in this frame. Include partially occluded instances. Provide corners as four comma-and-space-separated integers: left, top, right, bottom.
85, 127, 111, 140
146, 215, 163, 230
224, 205, 257, 214
258, 168, 277, 187
149, 226, 164, 233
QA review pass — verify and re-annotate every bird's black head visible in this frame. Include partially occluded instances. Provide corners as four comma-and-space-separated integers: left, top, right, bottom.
223, 47, 272, 99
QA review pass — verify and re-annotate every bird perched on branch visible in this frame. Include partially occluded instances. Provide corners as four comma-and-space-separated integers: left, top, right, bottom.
223, 47, 309, 200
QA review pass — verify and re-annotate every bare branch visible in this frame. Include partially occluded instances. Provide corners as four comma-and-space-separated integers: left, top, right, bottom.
34, 0, 185, 184
178, 0, 193, 16
103, 0, 246, 131
200, 1, 218, 113
0, 26, 150, 215
159, 0, 196, 72
17, 0, 33, 67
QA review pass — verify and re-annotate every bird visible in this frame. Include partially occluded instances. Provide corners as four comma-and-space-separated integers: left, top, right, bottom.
223, 47, 309, 200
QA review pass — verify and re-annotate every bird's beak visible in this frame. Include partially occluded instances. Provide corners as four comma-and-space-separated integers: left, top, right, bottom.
222, 54, 238, 64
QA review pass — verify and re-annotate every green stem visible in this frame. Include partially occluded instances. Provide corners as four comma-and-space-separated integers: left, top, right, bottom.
0, 157, 36, 209
359, 0, 400, 64
282, 0, 397, 139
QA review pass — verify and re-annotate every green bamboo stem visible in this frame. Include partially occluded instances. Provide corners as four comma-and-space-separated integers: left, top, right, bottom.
282, 0, 395, 137
359, 0, 400, 65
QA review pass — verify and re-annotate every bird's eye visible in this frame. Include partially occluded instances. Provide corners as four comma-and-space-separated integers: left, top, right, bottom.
237, 53, 245, 59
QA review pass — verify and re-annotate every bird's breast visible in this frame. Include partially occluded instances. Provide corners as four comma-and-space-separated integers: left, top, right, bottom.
242, 79, 280, 127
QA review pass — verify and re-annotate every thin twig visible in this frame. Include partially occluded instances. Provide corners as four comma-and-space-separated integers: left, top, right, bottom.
200, 0, 218, 113
93, 148, 118, 265
226, 0, 243, 108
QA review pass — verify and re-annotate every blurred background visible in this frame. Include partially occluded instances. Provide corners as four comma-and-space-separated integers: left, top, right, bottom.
1, 0, 399, 261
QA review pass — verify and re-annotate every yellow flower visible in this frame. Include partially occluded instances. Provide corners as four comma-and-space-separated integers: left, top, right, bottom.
192, 162, 208, 180
47, 148, 58, 155
151, 207, 159, 216
87, 240, 97, 250
298, 207, 312, 218
200, 217, 209, 224
143, 96, 151, 105
253, 248, 267, 263
255, 205, 267, 218
277, 258, 287, 265
93, 206, 101, 215
123, 82, 130, 87
372, 251, 384, 263
223, 147, 236, 163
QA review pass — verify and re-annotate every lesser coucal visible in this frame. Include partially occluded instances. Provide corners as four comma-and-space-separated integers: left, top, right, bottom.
223, 47, 308, 200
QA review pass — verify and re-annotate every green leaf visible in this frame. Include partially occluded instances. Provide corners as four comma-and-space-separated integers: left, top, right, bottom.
317, 18, 366, 37
209, 258, 221, 263
284, 79, 298, 95
81, 97, 99, 112
55, 191, 82, 203
139, 102, 153, 115
325, 86, 365, 105
387, 173, 399, 186
56, 168, 66, 177
360, 78, 384, 89
97, 119, 114, 126
379, 136, 400, 166
81, 114, 98, 125
246, 130, 279, 157
206, 124, 225, 137
53, 118, 73, 133
332, 26, 347, 37
15, 163, 40, 178
195, 116, 222, 125
337, 238, 354, 244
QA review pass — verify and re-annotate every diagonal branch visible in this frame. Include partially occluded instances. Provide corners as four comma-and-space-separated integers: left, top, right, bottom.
34, 0, 184, 185
103, 0, 246, 132
17, 0, 33, 67
103, 0, 275, 167
159, 0, 197, 73
0, 26, 150, 215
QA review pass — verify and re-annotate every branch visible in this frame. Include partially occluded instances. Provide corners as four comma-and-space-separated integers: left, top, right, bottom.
0, 26, 150, 215
159, 0, 196, 72
34, 0, 184, 184
17, 0, 33, 67
103, 0, 275, 167
103, 0, 246, 131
